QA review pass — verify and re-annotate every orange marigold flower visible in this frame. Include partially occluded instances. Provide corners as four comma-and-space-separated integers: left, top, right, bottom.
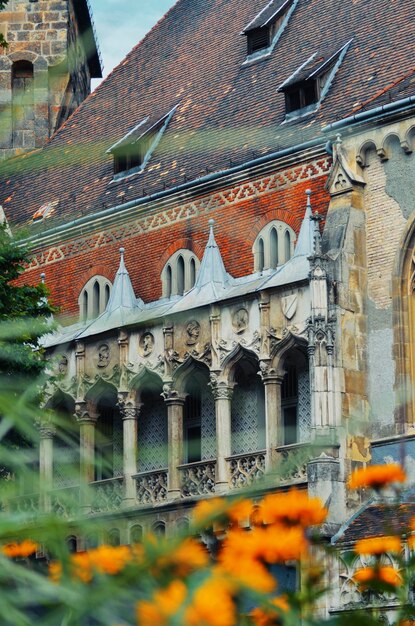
136, 580, 187, 626
2, 539, 38, 558
348, 464, 406, 490
228, 499, 253, 525
251, 596, 289, 626
184, 575, 236, 626
157, 538, 209, 576
355, 536, 401, 556
261, 489, 327, 527
71, 545, 132, 582
48, 561, 62, 583
353, 566, 402, 588
193, 497, 229, 524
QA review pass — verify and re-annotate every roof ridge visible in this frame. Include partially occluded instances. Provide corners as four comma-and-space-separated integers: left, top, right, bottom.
350, 65, 415, 115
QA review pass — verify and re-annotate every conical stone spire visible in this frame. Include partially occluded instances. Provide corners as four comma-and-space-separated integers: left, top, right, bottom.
293, 189, 315, 257
106, 247, 143, 313
194, 219, 233, 291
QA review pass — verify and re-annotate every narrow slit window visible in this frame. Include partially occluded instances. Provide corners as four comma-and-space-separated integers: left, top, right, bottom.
189, 257, 196, 288
270, 228, 279, 268
177, 255, 185, 296
258, 238, 265, 272
92, 281, 100, 319
166, 264, 172, 298
284, 230, 291, 262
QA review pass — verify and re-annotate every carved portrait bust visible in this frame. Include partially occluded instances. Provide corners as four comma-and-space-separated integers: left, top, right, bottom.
58, 354, 68, 374
140, 332, 154, 357
186, 320, 201, 346
97, 344, 110, 368
232, 308, 249, 334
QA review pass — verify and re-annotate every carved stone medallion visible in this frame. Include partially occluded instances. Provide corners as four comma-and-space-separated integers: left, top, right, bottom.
97, 344, 110, 368
186, 320, 201, 346
58, 354, 68, 374
232, 308, 249, 334
140, 332, 154, 357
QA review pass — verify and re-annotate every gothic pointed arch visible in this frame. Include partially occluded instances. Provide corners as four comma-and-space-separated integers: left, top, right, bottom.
129, 366, 164, 396
44, 388, 76, 413
269, 331, 308, 373
172, 355, 210, 394
221, 344, 259, 384
393, 212, 415, 426
84, 377, 118, 405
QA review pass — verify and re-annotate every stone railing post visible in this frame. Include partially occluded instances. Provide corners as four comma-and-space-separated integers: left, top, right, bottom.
210, 376, 233, 492
38, 422, 56, 513
118, 395, 141, 506
75, 402, 97, 513
260, 364, 284, 469
162, 385, 185, 499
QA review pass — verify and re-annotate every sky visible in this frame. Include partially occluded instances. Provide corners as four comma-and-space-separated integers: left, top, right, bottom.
88, 0, 176, 87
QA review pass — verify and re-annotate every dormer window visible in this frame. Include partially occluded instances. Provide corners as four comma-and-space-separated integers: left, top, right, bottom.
285, 80, 319, 114
278, 40, 352, 119
242, 0, 298, 62
108, 104, 178, 180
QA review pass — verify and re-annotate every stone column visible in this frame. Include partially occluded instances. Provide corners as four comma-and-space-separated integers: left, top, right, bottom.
163, 386, 185, 499
211, 377, 233, 492
39, 423, 56, 513
119, 397, 140, 506
260, 362, 285, 468
75, 402, 97, 513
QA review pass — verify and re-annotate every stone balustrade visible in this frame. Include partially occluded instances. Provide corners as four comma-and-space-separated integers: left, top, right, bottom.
178, 460, 216, 497
51, 486, 80, 519
134, 470, 168, 504
90, 477, 124, 513
226, 451, 266, 489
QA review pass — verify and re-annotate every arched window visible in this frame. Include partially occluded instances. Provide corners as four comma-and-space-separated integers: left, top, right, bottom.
258, 238, 265, 272
12, 60, 34, 149
253, 221, 296, 272
107, 528, 120, 546
177, 255, 185, 295
104, 284, 111, 307
138, 383, 168, 473
189, 257, 196, 288
166, 264, 172, 298
153, 521, 166, 537
161, 249, 200, 298
130, 525, 143, 543
78, 275, 112, 321
92, 281, 100, 318
66, 536, 77, 553
284, 229, 291, 263
270, 227, 279, 268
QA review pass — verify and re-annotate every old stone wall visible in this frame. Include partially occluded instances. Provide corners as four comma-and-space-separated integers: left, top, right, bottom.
0, 0, 92, 159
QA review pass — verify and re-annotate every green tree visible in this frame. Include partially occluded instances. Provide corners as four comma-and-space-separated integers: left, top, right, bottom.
0, 223, 55, 377
0, 0, 8, 49
0, 222, 56, 480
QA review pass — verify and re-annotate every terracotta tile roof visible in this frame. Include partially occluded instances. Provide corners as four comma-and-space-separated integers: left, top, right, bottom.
1, 0, 415, 233
242, 0, 293, 33
334, 503, 415, 545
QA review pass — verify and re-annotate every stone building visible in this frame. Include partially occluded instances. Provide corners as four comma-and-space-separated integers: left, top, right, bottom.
1, 0, 415, 620
0, 0, 101, 159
